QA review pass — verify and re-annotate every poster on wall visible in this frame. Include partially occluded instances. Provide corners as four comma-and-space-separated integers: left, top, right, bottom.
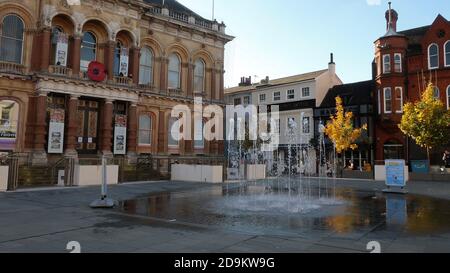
48, 109, 65, 154
113, 115, 127, 155
55, 33, 68, 66
0, 100, 19, 151
119, 48, 129, 76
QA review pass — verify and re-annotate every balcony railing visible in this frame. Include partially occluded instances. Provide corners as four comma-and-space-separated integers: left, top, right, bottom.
49, 65, 73, 77
113, 76, 133, 85
168, 88, 183, 96
0, 61, 25, 74
195, 19, 212, 30
169, 10, 189, 23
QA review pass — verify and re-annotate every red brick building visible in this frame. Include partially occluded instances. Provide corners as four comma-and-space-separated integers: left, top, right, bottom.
374, 4, 450, 166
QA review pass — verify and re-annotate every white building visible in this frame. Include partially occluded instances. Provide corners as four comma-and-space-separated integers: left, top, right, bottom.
225, 55, 342, 174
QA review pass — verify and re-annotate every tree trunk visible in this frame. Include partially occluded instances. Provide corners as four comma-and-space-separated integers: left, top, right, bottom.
426, 147, 431, 174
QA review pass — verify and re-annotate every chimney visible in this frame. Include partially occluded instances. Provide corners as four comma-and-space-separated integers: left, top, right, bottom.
385, 2, 398, 32
328, 53, 336, 76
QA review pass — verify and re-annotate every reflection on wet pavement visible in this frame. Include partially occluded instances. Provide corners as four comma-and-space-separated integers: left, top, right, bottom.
117, 184, 450, 238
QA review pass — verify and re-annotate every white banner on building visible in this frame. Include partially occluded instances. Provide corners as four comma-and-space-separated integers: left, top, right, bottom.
119, 48, 129, 76
48, 109, 65, 154
55, 33, 68, 66
113, 115, 127, 155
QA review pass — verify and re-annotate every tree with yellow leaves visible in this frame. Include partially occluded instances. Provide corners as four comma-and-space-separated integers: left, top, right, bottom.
325, 96, 367, 175
399, 83, 450, 165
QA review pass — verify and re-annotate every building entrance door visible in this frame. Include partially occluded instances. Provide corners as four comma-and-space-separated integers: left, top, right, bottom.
76, 100, 100, 154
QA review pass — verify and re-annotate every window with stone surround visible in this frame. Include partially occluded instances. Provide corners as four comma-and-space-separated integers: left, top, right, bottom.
168, 53, 181, 89
138, 115, 152, 145
394, 53, 402, 72
0, 15, 24, 64
384, 87, 392, 113
139, 47, 153, 85
383, 54, 391, 74
395, 87, 403, 113
428, 43, 439, 69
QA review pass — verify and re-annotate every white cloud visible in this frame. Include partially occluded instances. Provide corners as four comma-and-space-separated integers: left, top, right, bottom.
367, 0, 382, 6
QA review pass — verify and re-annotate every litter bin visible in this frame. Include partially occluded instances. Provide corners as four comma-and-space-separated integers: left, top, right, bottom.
411, 160, 429, 173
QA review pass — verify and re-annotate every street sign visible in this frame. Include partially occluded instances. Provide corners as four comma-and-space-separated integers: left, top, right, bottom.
385, 160, 406, 187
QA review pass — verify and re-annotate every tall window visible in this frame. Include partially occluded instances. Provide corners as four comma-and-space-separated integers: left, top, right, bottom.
194, 59, 205, 92
139, 47, 153, 85
194, 120, 204, 149
168, 53, 181, 89
394, 53, 402, 72
168, 117, 180, 147
0, 15, 24, 64
233, 98, 241, 106
80, 32, 96, 71
51, 26, 68, 66
243, 96, 250, 105
113, 41, 128, 76
428, 43, 439, 69
383, 54, 391, 74
447, 85, 450, 110
384, 87, 392, 113
433, 86, 440, 99
395, 87, 403, 113
445, 41, 450, 67
302, 117, 310, 134
138, 115, 152, 145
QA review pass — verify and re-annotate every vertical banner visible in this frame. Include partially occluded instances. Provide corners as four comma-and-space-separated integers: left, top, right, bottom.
119, 48, 129, 76
114, 115, 127, 155
48, 109, 65, 154
55, 33, 68, 66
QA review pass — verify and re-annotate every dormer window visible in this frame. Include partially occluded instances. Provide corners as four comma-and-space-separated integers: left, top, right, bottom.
383, 54, 391, 74
428, 43, 439, 69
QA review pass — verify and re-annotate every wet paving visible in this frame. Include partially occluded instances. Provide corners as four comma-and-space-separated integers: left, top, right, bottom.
118, 182, 450, 239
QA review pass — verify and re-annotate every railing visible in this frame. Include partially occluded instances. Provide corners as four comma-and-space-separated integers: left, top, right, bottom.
49, 65, 73, 77
169, 10, 189, 22
195, 19, 212, 30
148, 6, 162, 15
0, 61, 25, 74
168, 88, 183, 96
113, 76, 133, 85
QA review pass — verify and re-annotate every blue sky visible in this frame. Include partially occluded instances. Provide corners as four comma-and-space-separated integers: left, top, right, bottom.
177, 0, 450, 88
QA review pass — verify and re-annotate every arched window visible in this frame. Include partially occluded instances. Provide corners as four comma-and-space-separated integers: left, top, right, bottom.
168, 116, 180, 147
0, 100, 19, 151
0, 15, 25, 64
139, 47, 153, 85
80, 32, 96, 71
383, 54, 391, 74
51, 26, 68, 66
113, 41, 129, 77
394, 53, 402, 72
138, 115, 152, 145
428, 43, 439, 69
383, 87, 392, 113
433, 86, 440, 99
395, 87, 403, 113
194, 59, 205, 92
445, 41, 450, 67
168, 53, 181, 89
383, 140, 404, 160
447, 85, 450, 110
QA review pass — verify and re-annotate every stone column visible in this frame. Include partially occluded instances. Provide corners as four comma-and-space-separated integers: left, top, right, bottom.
105, 41, 115, 81
160, 57, 168, 92
158, 109, 167, 154
219, 69, 225, 101
40, 28, 51, 71
130, 47, 140, 84
187, 62, 194, 98
65, 95, 79, 157
71, 35, 82, 76
31, 91, 48, 165
100, 99, 114, 155
127, 103, 138, 156
210, 68, 216, 101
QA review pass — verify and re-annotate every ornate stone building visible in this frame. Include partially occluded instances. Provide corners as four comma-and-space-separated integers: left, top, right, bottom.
0, 0, 233, 180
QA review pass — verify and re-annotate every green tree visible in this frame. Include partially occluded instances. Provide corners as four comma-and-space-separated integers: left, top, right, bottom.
399, 83, 450, 165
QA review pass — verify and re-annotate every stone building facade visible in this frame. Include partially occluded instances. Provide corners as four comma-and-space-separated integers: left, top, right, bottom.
0, 0, 233, 178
